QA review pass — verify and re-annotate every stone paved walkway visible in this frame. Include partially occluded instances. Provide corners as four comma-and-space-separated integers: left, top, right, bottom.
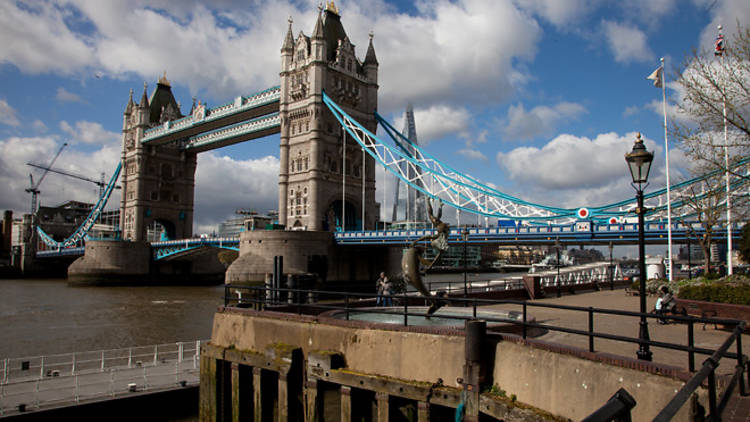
485, 288, 750, 421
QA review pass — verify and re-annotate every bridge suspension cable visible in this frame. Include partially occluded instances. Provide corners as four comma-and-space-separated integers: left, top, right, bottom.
322, 91, 750, 224
37, 161, 123, 248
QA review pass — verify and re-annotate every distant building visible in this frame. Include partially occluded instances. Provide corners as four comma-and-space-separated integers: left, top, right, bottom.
37, 200, 119, 241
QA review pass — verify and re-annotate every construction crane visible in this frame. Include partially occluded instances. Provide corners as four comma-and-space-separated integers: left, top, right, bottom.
25, 143, 67, 215
26, 163, 121, 199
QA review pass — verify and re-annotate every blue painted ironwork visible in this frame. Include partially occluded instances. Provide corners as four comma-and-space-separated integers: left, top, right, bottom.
182, 113, 280, 151
323, 91, 750, 224
151, 237, 239, 260
334, 222, 742, 246
142, 86, 280, 144
37, 161, 122, 249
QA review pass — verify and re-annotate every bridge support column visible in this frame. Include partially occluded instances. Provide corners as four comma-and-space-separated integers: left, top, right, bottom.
417, 401, 430, 422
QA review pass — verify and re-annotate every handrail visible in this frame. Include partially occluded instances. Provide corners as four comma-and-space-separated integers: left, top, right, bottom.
653, 321, 748, 421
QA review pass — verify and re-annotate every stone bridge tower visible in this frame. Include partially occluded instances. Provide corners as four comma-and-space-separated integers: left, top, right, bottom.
119, 76, 197, 242
279, 2, 379, 231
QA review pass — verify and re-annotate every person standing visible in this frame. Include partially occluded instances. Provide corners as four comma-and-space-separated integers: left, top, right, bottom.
382, 276, 393, 307
375, 272, 387, 306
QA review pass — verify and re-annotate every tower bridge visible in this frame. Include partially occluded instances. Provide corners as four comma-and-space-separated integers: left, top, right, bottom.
24, 3, 746, 284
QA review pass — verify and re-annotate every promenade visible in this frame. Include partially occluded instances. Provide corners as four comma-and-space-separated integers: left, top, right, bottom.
496, 288, 750, 421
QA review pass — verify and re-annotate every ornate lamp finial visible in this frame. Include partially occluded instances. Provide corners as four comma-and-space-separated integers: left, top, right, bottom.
288, 15, 293, 25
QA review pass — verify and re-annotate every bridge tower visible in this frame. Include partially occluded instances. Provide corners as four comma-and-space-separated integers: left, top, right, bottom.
279, 2, 379, 231
119, 76, 197, 241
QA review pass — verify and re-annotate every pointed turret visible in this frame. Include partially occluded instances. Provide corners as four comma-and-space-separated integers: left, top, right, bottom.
312, 9, 324, 40
282, 16, 294, 52
125, 88, 134, 114
364, 31, 378, 66
139, 82, 149, 108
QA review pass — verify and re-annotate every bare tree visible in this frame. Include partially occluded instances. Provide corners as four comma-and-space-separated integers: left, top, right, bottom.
673, 23, 750, 177
672, 166, 749, 274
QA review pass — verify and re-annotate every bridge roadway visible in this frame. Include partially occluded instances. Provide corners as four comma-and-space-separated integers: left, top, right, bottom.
35, 221, 740, 259
141, 86, 280, 151
0, 341, 202, 417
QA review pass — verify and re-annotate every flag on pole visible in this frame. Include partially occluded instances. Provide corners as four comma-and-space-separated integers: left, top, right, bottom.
646, 66, 663, 88
715, 34, 725, 56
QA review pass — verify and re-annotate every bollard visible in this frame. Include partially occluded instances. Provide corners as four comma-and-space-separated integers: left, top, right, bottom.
463, 319, 487, 422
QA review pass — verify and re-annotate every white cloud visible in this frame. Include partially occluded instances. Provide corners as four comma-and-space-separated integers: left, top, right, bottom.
56, 87, 85, 103
0, 1, 546, 115
602, 21, 654, 63
0, 136, 121, 213
496, 131, 672, 207
194, 153, 280, 229
0, 2, 94, 74
501, 102, 586, 141
697, 0, 750, 52
458, 148, 487, 161
60, 121, 120, 145
0, 99, 20, 127
393, 105, 471, 145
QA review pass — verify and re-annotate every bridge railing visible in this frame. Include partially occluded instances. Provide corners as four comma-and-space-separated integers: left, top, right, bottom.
0, 340, 205, 416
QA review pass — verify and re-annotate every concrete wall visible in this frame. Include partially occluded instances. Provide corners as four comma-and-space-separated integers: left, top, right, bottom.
208, 308, 702, 421
67, 240, 150, 284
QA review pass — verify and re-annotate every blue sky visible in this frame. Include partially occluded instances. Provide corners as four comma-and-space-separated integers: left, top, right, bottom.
0, 0, 748, 234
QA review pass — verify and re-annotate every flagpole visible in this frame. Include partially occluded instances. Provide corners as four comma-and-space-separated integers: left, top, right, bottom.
658, 57, 674, 281
718, 25, 733, 275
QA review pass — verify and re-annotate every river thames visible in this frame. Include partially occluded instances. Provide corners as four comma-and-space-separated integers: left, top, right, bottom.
0, 271, 521, 359
0, 278, 224, 359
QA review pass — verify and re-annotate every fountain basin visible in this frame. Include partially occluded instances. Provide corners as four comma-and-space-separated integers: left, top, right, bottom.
322, 306, 534, 335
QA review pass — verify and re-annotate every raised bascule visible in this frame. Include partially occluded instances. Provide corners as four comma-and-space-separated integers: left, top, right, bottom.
27, 2, 745, 284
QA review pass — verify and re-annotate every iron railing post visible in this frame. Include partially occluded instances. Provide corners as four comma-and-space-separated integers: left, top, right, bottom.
688, 321, 695, 372
588, 307, 595, 352
708, 368, 717, 416
403, 294, 408, 327
737, 332, 747, 396
522, 302, 527, 340
473, 299, 477, 319
345, 294, 350, 321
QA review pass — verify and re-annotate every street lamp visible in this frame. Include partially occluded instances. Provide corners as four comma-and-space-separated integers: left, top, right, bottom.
625, 133, 654, 362
555, 237, 561, 298
462, 227, 470, 300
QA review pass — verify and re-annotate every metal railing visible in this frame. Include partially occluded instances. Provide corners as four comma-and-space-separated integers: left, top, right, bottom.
0, 340, 204, 416
225, 285, 748, 373
654, 321, 748, 421
226, 285, 749, 419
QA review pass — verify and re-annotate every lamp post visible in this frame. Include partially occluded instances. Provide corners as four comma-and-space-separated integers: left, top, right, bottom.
625, 133, 654, 362
555, 237, 561, 298
462, 227, 470, 300
609, 241, 614, 290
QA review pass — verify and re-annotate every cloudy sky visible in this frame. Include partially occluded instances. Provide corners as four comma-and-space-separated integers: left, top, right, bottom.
0, 0, 748, 234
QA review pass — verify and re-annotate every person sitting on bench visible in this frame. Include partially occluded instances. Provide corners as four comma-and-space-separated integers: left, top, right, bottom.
654, 286, 676, 324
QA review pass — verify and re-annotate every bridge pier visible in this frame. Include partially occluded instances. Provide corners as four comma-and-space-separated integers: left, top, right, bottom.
68, 240, 151, 285
225, 230, 401, 287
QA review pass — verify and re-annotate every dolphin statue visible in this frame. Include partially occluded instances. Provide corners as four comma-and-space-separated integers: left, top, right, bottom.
401, 246, 447, 316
